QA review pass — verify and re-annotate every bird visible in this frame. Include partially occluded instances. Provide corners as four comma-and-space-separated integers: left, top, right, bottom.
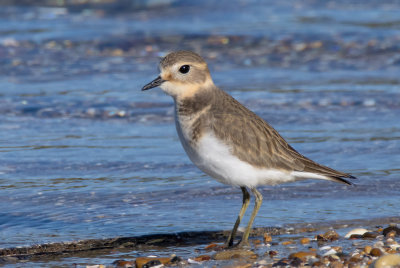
142, 50, 356, 248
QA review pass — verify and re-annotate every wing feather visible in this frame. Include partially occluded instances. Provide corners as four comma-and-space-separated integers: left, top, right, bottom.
206, 89, 355, 184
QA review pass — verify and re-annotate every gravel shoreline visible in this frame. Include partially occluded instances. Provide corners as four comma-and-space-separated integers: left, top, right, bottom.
2, 218, 400, 267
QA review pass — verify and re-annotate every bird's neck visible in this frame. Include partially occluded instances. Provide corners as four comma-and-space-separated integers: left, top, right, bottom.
175, 86, 215, 118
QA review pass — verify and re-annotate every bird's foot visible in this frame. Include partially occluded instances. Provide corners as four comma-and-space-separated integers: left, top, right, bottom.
234, 238, 250, 249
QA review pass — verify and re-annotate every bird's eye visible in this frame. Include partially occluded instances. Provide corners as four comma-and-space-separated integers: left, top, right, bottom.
179, 65, 190, 74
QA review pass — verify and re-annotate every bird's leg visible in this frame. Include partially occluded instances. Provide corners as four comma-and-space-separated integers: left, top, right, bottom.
225, 186, 250, 247
238, 187, 263, 247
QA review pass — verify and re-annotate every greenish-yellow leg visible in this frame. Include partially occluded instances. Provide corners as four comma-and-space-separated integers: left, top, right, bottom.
225, 187, 250, 247
238, 187, 263, 247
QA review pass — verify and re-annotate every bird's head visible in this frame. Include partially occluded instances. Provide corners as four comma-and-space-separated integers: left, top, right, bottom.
142, 51, 214, 99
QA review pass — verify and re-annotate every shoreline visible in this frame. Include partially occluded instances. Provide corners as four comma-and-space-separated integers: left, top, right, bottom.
2, 216, 399, 266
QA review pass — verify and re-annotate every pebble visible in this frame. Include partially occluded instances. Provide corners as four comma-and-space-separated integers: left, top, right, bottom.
187, 258, 201, 264
329, 260, 344, 268
373, 254, 400, 268
374, 241, 385, 248
370, 248, 383, 257
364, 245, 372, 254
113, 260, 134, 267
204, 243, 218, 250
323, 249, 338, 256
263, 233, 272, 243
389, 243, 400, 250
345, 228, 370, 238
383, 226, 400, 237
363, 232, 380, 239
135, 257, 170, 268
289, 251, 317, 261
320, 246, 332, 251
268, 250, 278, 257
257, 259, 268, 265
213, 249, 257, 260
387, 231, 398, 239
252, 239, 262, 245
193, 255, 211, 262
300, 237, 310, 244
317, 230, 340, 241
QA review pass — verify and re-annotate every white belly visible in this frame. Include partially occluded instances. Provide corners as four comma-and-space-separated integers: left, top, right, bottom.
175, 120, 305, 188
175, 112, 329, 187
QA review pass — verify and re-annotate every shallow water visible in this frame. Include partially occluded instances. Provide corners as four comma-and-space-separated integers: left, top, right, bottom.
0, 0, 400, 265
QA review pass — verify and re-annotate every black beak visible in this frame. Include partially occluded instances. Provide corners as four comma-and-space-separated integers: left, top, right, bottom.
142, 76, 165, 91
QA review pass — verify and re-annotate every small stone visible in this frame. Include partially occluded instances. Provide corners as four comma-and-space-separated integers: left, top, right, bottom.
363, 232, 380, 239
135, 257, 170, 268
290, 257, 303, 266
349, 234, 364, 239
387, 248, 398, 254
113, 260, 134, 267
370, 248, 383, 257
310, 41, 323, 49
117, 110, 126, 117
282, 240, 295, 245
193, 255, 211, 262
264, 233, 272, 243
289, 251, 317, 261
332, 246, 342, 253
111, 49, 124, 57
169, 255, 181, 263
373, 254, 400, 268
389, 243, 400, 251
294, 43, 307, 51
317, 230, 339, 242
204, 243, 218, 250
213, 249, 256, 260
364, 245, 372, 254
319, 246, 332, 251
273, 258, 289, 267
140, 260, 161, 268
386, 230, 397, 239
312, 261, 324, 267
300, 237, 310, 244
328, 255, 340, 261
187, 258, 201, 264
349, 253, 362, 263
330, 260, 343, 268
232, 264, 252, 268
323, 249, 338, 256
374, 241, 385, 248
258, 260, 268, 265
252, 239, 262, 245
387, 238, 395, 244
383, 226, 400, 237
268, 250, 278, 257
345, 228, 369, 238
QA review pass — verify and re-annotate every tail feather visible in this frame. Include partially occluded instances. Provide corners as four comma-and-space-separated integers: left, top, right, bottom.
328, 174, 357, 185
293, 152, 357, 185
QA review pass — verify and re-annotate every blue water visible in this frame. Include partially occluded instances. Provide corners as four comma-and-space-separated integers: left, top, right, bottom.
0, 0, 399, 263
